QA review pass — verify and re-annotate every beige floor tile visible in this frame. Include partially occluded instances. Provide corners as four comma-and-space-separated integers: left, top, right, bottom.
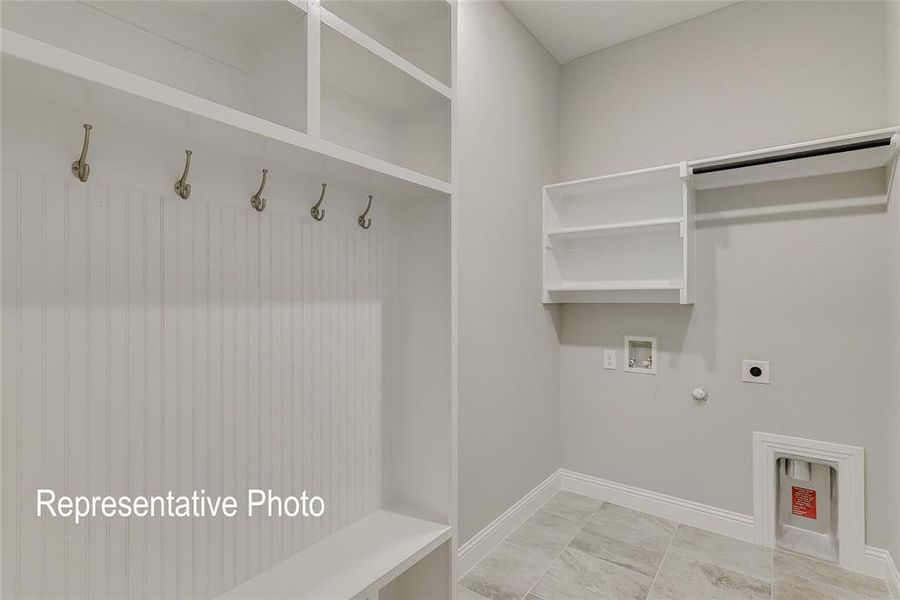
669, 525, 772, 582
773, 550, 890, 600
581, 508, 675, 555
531, 546, 653, 600
459, 540, 550, 600
539, 491, 602, 525
457, 583, 490, 600
506, 508, 585, 561
649, 552, 771, 600
569, 524, 666, 577
592, 503, 678, 537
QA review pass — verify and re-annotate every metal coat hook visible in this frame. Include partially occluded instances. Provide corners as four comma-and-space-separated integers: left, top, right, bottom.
310, 183, 328, 221
71, 124, 92, 183
174, 150, 192, 200
358, 194, 373, 230
251, 169, 268, 212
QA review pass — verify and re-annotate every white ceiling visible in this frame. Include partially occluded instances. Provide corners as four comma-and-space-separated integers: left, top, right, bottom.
503, 1, 740, 64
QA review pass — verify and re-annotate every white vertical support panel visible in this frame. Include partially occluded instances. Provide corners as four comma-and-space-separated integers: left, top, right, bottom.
246, 209, 260, 578
234, 206, 250, 587
15, 172, 39, 599
44, 175, 67, 599
177, 199, 193, 598
194, 200, 210, 599
144, 193, 164, 600
108, 186, 129, 599
680, 162, 694, 305
306, 0, 322, 137
125, 191, 146, 599
259, 210, 272, 571
0, 172, 19, 600
161, 195, 179, 600
208, 201, 223, 598
65, 180, 90, 598
87, 183, 109, 597
221, 205, 238, 593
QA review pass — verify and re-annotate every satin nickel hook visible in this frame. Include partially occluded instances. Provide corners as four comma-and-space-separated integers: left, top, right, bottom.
71, 124, 92, 183
251, 169, 268, 212
310, 183, 327, 221
174, 150, 192, 200
358, 194, 373, 230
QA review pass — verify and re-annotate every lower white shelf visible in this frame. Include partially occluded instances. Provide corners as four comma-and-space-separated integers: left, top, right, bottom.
547, 279, 684, 292
218, 511, 452, 600
545, 217, 683, 244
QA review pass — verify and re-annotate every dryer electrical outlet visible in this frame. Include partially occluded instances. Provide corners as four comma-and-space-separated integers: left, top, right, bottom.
743, 359, 770, 384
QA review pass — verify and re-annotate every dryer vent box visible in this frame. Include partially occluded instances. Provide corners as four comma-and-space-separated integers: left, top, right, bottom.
776, 456, 839, 564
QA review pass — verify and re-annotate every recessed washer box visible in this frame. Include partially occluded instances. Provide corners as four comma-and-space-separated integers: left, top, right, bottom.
624, 336, 657, 375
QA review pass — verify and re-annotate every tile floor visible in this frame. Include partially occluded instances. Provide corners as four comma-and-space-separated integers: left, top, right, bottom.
458, 491, 891, 600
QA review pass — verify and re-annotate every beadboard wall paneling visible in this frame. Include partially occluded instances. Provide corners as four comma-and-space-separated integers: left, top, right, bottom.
1, 170, 397, 599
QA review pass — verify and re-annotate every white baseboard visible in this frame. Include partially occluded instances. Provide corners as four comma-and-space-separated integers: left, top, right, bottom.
866, 546, 900, 598
457, 468, 894, 590
890, 550, 900, 599
456, 470, 561, 577
559, 469, 756, 542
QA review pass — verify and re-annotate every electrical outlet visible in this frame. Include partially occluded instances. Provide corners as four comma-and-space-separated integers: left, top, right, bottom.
603, 349, 616, 370
742, 359, 770, 384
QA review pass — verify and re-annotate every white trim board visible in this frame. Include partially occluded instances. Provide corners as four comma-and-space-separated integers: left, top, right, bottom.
456, 470, 560, 577
457, 467, 896, 586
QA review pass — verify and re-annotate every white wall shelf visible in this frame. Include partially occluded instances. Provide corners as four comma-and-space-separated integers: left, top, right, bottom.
545, 217, 683, 244
543, 163, 694, 304
218, 511, 451, 600
548, 279, 684, 292
544, 127, 900, 305
689, 127, 899, 190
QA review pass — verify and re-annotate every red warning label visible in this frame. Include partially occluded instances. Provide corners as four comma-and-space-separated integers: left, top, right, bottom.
792, 486, 817, 519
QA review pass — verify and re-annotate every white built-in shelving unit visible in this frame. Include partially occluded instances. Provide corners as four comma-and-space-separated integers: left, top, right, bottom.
543, 163, 695, 304
543, 128, 899, 304
1, 1, 455, 599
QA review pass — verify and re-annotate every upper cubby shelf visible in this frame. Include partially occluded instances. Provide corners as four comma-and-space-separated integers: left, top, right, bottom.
0, 0, 453, 201
321, 22, 450, 181
689, 127, 899, 190
2, 0, 309, 131
321, 0, 451, 91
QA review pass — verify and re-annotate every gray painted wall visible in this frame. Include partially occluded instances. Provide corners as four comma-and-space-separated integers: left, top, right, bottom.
457, 0, 561, 543
558, 0, 895, 547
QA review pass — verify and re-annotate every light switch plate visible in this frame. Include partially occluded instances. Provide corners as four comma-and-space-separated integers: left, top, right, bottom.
603, 349, 616, 370
742, 359, 770, 384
